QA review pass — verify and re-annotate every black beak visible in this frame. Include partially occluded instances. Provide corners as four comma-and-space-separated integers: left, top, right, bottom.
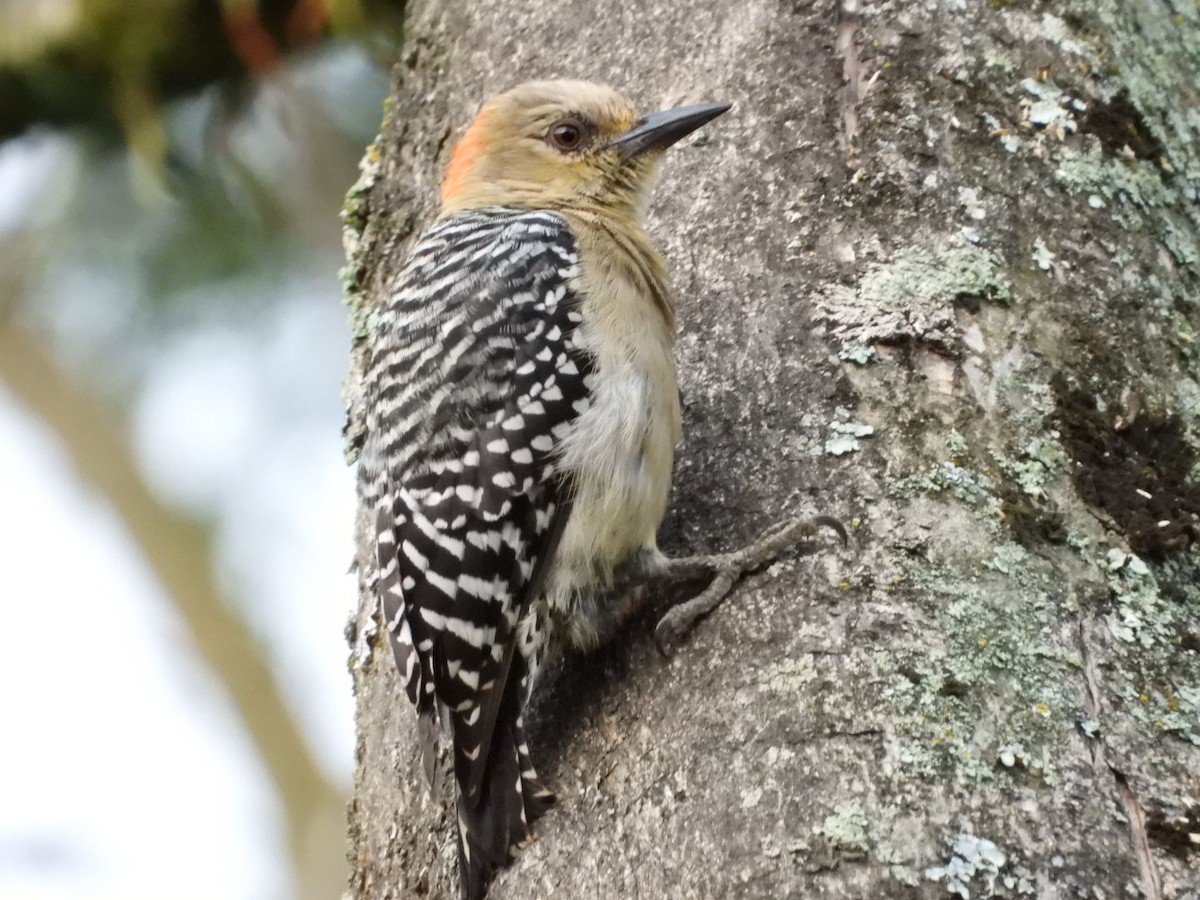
610, 101, 732, 160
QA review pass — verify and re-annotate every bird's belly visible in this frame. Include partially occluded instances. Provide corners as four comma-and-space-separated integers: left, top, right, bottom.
550, 363, 678, 600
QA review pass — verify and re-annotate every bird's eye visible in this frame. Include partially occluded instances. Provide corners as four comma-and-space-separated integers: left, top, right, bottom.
548, 118, 586, 152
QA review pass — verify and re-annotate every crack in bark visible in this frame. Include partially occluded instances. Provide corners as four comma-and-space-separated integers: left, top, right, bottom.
835, 0, 866, 169
1077, 619, 1163, 900
1111, 769, 1164, 900
1077, 619, 1105, 772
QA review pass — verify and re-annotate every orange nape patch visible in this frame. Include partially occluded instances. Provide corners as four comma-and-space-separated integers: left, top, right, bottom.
441, 109, 493, 205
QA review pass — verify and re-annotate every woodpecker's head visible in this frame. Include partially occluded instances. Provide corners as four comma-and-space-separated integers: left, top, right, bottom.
440, 80, 730, 218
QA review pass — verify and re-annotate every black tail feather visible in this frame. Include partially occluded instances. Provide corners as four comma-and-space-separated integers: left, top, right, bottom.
512, 715, 555, 821
455, 718, 555, 900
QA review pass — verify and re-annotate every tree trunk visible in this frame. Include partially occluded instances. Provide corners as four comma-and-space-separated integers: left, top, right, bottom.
341, 1, 1200, 897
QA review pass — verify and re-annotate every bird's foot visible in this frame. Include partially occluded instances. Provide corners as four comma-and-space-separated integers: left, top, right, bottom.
653, 515, 847, 654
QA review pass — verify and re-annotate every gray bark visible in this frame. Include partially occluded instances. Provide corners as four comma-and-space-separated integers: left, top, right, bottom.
341, 1, 1200, 897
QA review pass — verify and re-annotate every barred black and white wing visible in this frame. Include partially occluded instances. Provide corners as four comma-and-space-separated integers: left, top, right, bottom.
357, 207, 591, 900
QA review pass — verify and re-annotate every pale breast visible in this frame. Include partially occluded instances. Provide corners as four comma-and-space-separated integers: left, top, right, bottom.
548, 216, 682, 603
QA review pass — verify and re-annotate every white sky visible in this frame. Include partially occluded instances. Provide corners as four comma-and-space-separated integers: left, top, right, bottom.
0, 391, 290, 900
0, 305, 360, 899
0, 296, 363, 897
0, 44, 381, 900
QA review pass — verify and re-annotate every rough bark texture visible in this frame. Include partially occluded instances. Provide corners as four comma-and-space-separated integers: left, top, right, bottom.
341, 1, 1200, 897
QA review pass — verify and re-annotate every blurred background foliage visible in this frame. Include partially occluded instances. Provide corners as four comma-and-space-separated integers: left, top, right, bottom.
0, 1, 400, 898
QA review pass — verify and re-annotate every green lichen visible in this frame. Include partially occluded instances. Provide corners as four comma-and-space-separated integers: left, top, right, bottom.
1158, 682, 1200, 745
1039, 3, 1200, 273
824, 420, 875, 456
844, 4, 1200, 879
341, 141, 381, 245
755, 657, 818, 696
1163, 217, 1200, 273
1040, 12, 1090, 57
985, 543, 1029, 575
1084, 0, 1200, 184
1021, 77, 1082, 134
815, 804, 872, 855
879, 552, 1079, 788
891, 461, 999, 511
925, 833, 1035, 899
340, 140, 384, 341
946, 429, 968, 459
1101, 553, 1200, 745
860, 245, 1012, 310
838, 344, 877, 365
1030, 238, 1055, 272
991, 436, 1067, 500
1056, 150, 1175, 210
1105, 555, 1171, 648
821, 240, 1015, 352
1055, 148, 1200, 270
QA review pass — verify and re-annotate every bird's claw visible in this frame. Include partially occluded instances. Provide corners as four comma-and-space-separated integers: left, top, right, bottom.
653, 513, 848, 653
809, 514, 849, 545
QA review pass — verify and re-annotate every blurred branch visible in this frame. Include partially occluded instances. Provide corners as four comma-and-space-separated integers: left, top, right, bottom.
0, 315, 346, 900
0, 0, 397, 146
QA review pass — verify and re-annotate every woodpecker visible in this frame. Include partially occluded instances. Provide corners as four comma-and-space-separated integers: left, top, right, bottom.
358, 80, 840, 899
